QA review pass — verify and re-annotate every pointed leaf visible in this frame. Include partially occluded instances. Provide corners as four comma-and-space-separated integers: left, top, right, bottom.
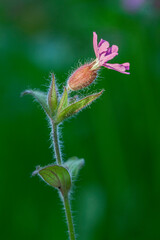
21, 90, 51, 117
63, 157, 85, 179
56, 90, 103, 124
48, 73, 58, 114
58, 87, 68, 113
33, 165, 71, 197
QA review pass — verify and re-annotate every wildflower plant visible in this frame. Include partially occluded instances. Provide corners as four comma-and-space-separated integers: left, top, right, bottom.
22, 32, 130, 240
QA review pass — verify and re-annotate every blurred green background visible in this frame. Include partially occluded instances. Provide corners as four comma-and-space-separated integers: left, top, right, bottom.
1, 0, 160, 239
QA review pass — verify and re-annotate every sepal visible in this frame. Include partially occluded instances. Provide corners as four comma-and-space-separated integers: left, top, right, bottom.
32, 165, 71, 197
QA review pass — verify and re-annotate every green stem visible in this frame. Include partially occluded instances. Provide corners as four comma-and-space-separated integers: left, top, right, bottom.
52, 121, 61, 165
51, 120, 76, 240
64, 196, 76, 240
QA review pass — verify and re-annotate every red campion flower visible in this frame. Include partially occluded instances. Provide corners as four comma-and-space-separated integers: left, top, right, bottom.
67, 32, 130, 91
92, 32, 130, 74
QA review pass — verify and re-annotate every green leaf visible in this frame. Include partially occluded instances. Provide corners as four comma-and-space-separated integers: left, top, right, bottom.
48, 73, 58, 114
56, 90, 103, 124
33, 165, 71, 197
63, 157, 85, 179
21, 90, 51, 117
58, 87, 68, 113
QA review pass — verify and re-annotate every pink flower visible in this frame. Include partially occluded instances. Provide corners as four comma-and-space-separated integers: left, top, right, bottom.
92, 32, 130, 74
67, 32, 130, 91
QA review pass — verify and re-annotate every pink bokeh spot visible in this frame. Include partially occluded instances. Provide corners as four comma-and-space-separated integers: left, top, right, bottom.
93, 32, 130, 74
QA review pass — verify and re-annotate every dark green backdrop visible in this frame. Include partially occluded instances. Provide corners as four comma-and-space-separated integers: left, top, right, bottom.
1, 0, 160, 239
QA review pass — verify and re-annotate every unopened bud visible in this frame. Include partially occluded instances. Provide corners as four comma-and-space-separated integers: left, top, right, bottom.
67, 62, 98, 91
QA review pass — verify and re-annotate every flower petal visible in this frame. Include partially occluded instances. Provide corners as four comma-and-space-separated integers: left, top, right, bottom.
104, 63, 130, 74
122, 62, 130, 70
105, 45, 119, 55
98, 40, 109, 56
98, 39, 107, 47
99, 52, 118, 65
111, 45, 119, 53
93, 32, 98, 58
99, 44, 119, 65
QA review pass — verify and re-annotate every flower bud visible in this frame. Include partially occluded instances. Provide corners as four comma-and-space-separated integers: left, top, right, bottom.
67, 62, 98, 91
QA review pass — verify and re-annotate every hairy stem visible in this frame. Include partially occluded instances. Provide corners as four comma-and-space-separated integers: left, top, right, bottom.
64, 196, 76, 240
52, 121, 62, 165
51, 120, 76, 240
